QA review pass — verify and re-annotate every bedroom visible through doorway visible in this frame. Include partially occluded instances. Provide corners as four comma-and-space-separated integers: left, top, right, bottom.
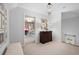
24, 15, 35, 44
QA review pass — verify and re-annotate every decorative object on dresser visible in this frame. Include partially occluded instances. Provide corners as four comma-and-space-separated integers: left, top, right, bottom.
40, 31, 52, 44
41, 19, 48, 30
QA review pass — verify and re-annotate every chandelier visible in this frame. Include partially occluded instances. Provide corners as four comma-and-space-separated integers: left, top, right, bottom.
47, 3, 53, 14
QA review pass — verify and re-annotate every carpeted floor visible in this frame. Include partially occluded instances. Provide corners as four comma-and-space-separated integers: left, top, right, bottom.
23, 41, 79, 55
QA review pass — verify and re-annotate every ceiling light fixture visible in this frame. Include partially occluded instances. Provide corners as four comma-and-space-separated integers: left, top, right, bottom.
47, 3, 53, 15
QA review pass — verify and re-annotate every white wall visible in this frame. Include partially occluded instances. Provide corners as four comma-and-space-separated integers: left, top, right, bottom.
9, 7, 47, 44
48, 12, 61, 42
9, 7, 24, 44
62, 11, 79, 46
47, 3, 79, 42
48, 6, 79, 42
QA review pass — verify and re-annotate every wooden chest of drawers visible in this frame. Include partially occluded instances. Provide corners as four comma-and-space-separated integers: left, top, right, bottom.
40, 31, 52, 44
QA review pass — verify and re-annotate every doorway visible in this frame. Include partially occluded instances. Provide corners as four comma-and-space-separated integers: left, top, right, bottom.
24, 15, 35, 44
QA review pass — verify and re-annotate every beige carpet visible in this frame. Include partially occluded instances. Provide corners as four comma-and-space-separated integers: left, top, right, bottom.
23, 41, 79, 55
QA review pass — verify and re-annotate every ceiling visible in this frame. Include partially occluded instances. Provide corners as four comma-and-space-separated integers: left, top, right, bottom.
4, 3, 79, 15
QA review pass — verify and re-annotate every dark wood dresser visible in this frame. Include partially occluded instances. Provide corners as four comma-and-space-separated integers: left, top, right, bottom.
40, 31, 52, 44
